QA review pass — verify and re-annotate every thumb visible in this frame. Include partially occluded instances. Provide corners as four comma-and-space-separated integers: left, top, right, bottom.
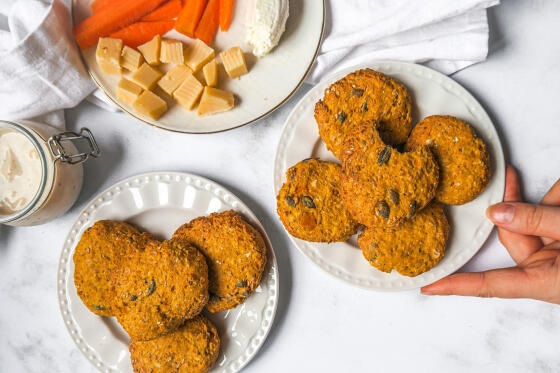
487, 202, 560, 241
421, 268, 532, 299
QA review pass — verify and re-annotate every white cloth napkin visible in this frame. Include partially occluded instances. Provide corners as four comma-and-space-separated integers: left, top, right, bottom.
0, 0, 94, 129
307, 0, 500, 84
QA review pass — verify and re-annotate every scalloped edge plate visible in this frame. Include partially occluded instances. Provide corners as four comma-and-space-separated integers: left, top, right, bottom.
273, 61, 505, 291
58, 172, 279, 372
71, 0, 324, 133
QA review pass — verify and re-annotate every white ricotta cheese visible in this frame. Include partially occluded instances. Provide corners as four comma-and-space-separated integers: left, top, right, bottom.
246, 0, 289, 57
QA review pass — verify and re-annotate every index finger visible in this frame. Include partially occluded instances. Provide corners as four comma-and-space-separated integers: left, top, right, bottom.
540, 178, 560, 245
421, 268, 532, 299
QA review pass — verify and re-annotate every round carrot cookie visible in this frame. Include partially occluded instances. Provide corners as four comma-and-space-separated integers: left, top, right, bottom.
173, 210, 267, 313
340, 122, 439, 227
314, 68, 412, 159
358, 203, 449, 277
405, 115, 491, 205
73, 220, 155, 316
112, 239, 209, 341
277, 159, 361, 242
130, 315, 220, 373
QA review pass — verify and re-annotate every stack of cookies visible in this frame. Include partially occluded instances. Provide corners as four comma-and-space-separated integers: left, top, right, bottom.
277, 69, 491, 277
73, 210, 267, 372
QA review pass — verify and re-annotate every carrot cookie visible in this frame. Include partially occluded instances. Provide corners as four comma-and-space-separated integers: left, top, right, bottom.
130, 315, 220, 373
314, 69, 412, 159
340, 122, 439, 227
405, 115, 491, 205
73, 220, 155, 316
112, 239, 209, 340
173, 210, 267, 313
277, 159, 361, 242
358, 203, 449, 277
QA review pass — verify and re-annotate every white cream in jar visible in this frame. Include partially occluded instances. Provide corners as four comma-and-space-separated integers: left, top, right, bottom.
0, 130, 43, 214
0, 120, 99, 226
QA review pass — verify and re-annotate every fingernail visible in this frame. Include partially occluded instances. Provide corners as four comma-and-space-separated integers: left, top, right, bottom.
487, 203, 515, 224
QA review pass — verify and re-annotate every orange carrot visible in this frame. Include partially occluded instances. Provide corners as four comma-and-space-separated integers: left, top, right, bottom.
110, 21, 175, 48
73, 0, 167, 49
219, 0, 233, 31
90, 0, 114, 13
194, 0, 219, 44
141, 0, 182, 21
174, 0, 208, 38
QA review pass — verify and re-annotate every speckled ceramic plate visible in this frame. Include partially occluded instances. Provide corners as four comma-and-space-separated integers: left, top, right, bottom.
58, 172, 279, 372
71, 0, 324, 133
273, 61, 505, 291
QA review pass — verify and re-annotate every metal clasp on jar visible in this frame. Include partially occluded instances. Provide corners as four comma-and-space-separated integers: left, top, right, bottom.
47, 128, 100, 164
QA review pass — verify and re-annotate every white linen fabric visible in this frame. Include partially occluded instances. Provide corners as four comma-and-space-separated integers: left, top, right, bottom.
307, 0, 500, 84
0, 0, 500, 125
0, 0, 94, 129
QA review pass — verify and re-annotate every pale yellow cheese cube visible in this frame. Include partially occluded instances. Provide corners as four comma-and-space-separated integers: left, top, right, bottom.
96, 37, 123, 75
203, 59, 218, 87
130, 63, 163, 90
157, 64, 192, 95
220, 46, 248, 79
184, 39, 214, 73
120, 46, 143, 71
117, 78, 143, 105
138, 35, 161, 65
160, 39, 184, 64
173, 74, 203, 110
197, 87, 234, 116
133, 90, 167, 120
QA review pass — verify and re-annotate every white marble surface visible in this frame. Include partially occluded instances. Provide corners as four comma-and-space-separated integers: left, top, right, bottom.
1, 0, 560, 372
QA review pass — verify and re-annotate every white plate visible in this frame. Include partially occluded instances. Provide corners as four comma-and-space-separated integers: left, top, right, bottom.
273, 61, 505, 291
57, 172, 279, 372
72, 0, 324, 133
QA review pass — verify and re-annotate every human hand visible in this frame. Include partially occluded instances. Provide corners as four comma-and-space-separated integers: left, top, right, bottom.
421, 165, 560, 304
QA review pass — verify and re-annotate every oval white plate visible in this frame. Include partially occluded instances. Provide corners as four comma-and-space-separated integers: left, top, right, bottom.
72, 0, 324, 133
273, 61, 505, 291
58, 172, 279, 372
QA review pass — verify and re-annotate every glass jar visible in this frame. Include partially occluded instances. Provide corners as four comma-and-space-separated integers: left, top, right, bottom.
0, 120, 99, 226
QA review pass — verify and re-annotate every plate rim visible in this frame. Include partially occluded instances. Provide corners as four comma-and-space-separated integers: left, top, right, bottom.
70, 0, 326, 134
272, 60, 506, 291
57, 171, 280, 372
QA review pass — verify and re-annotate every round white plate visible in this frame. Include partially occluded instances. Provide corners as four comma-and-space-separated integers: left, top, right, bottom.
72, 0, 324, 133
58, 172, 279, 372
273, 61, 505, 291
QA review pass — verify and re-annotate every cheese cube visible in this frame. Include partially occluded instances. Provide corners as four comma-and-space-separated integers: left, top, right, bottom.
133, 90, 167, 120
197, 87, 234, 116
96, 37, 123, 75
203, 59, 218, 87
157, 64, 192, 95
220, 47, 248, 79
131, 63, 163, 90
184, 40, 214, 72
160, 39, 184, 64
173, 74, 203, 110
117, 78, 143, 105
120, 46, 143, 71
138, 35, 161, 65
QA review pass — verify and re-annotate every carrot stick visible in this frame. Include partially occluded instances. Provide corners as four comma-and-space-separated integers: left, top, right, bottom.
109, 21, 175, 48
194, 0, 219, 44
174, 0, 208, 38
73, 0, 167, 49
219, 0, 233, 31
90, 0, 114, 13
141, 0, 182, 21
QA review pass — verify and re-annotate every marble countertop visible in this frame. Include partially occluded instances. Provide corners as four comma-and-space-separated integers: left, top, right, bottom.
1, 1, 560, 372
